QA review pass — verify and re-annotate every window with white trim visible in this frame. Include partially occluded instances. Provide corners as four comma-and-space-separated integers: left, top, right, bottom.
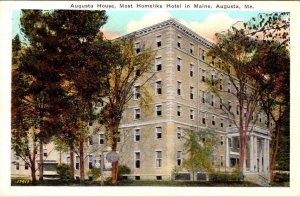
134, 85, 141, 99
134, 128, 140, 142
117, 131, 121, 143
228, 101, 232, 111
220, 156, 224, 166
220, 118, 224, 128
25, 162, 29, 170
220, 136, 224, 146
177, 36, 181, 48
88, 155, 93, 169
202, 69, 206, 82
219, 75, 223, 90
156, 105, 162, 116
155, 127, 162, 139
177, 127, 182, 140
220, 98, 223, 109
99, 134, 104, 144
211, 94, 214, 106
176, 151, 182, 166
155, 57, 162, 71
202, 49, 205, 61
201, 91, 206, 103
43, 148, 47, 157
190, 86, 194, 100
135, 152, 140, 168
16, 162, 19, 170
177, 81, 182, 96
236, 104, 240, 115
177, 57, 182, 71
76, 156, 79, 170
190, 43, 194, 54
134, 108, 141, 120
190, 63, 194, 77
94, 155, 101, 169
228, 81, 231, 93
135, 42, 140, 54
155, 151, 162, 167
202, 112, 206, 125
212, 115, 215, 126
190, 109, 195, 120
88, 136, 93, 146
156, 35, 161, 47
156, 81, 162, 95
177, 105, 181, 117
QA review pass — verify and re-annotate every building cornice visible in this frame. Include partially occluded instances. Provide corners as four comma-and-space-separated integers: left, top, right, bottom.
120, 18, 214, 48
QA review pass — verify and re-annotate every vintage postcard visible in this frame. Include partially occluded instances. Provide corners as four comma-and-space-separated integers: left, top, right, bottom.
0, 1, 299, 196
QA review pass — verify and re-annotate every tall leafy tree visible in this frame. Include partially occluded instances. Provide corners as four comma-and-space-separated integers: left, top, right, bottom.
99, 39, 154, 184
182, 130, 215, 181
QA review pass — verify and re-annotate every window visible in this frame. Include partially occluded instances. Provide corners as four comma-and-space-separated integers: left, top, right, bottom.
155, 127, 162, 139
155, 57, 162, 71
236, 104, 240, 115
202, 69, 206, 82
220, 119, 224, 128
202, 112, 206, 125
156, 176, 162, 180
220, 98, 223, 109
220, 136, 224, 145
134, 108, 141, 120
201, 49, 205, 61
252, 112, 255, 120
135, 42, 140, 54
177, 36, 181, 48
190, 86, 194, 100
228, 138, 232, 148
176, 151, 182, 166
201, 91, 206, 103
156, 105, 162, 116
16, 162, 19, 170
155, 151, 162, 167
25, 162, 29, 170
156, 35, 161, 47
212, 115, 215, 126
220, 156, 224, 166
211, 94, 214, 106
88, 136, 93, 146
99, 134, 104, 144
88, 155, 93, 169
190, 43, 195, 54
237, 138, 240, 148
177, 127, 182, 140
134, 128, 140, 142
177, 105, 181, 117
219, 75, 223, 90
177, 57, 182, 71
228, 101, 232, 111
244, 108, 247, 118
190, 43, 194, 54
228, 81, 231, 93
177, 81, 182, 96
135, 152, 140, 168
190, 64, 194, 77
76, 156, 79, 170
66, 156, 70, 165
211, 72, 216, 86
190, 109, 195, 120
156, 81, 162, 95
134, 86, 141, 99
135, 69, 141, 77
43, 148, 47, 157
94, 155, 101, 168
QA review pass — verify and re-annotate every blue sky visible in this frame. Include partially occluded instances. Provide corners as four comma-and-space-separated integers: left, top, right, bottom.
13, 10, 266, 41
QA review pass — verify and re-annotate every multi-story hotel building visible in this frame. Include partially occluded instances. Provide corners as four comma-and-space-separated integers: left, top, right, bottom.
11, 19, 271, 182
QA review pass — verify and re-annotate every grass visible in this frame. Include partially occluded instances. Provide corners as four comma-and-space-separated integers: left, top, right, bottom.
11, 178, 260, 187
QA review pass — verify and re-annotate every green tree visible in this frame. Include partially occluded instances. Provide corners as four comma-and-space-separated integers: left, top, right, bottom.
182, 130, 215, 181
99, 39, 154, 184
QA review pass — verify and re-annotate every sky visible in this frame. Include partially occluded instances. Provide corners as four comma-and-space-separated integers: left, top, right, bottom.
12, 10, 266, 42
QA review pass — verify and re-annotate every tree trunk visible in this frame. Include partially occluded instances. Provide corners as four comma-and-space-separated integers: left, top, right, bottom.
39, 141, 43, 181
69, 143, 75, 181
270, 123, 281, 182
239, 129, 247, 173
79, 136, 84, 183
31, 165, 37, 185
111, 161, 118, 184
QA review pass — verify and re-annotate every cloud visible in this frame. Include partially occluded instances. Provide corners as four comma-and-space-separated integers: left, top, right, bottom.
178, 13, 243, 42
126, 10, 172, 33
102, 28, 121, 40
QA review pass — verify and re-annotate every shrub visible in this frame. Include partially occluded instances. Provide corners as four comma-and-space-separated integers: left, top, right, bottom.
118, 165, 131, 180
56, 163, 70, 180
231, 167, 244, 182
210, 172, 230, 183
174, 173, 191, 180
274, 172, 289, 183
87, 168, 101, 181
